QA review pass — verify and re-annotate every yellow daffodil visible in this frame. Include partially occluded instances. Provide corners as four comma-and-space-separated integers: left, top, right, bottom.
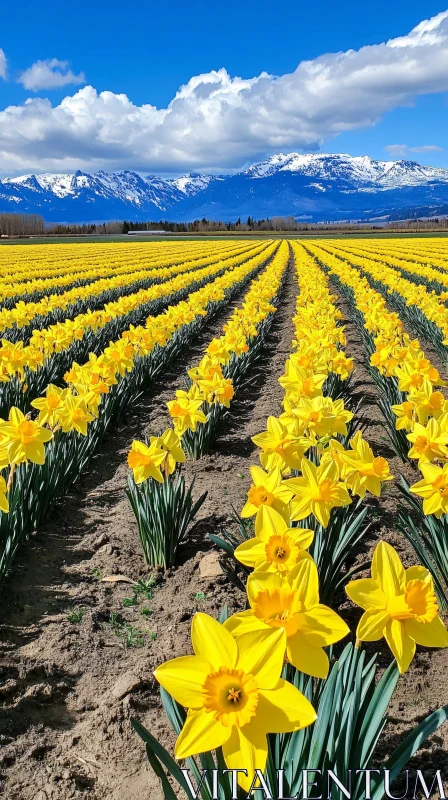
407, 418, 448, 466
340, 432, 393, 498
391, 400, 416, 432
31, 384, 67, 427
290, 396, 353, 440
409, 378, 447, 425
154, 613, 316, 791
127, 439, 167, 484
197, 373, 235, 407
0, 407, 52, 465
234, 510, 313, 574
225, 558, 349, 678
278, 362, 326, 400
282, 458, 351, 528
241, 466, 291, 532
149, 429, 185, 476
57, 392, 95, 436
167, 390, 207, 436
346, 541, 448, 673
410, 462, 448, 517
251, 416, 310, 474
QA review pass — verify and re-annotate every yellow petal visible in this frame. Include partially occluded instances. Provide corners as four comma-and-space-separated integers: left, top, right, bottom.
372, 541, 405, 598
345, 578, 387, 611
288, 557, 319, 607
241, 500, 257, 518
224, 610, 266, 637
234, 539, 266, 567
312, 499, 331, 528
256, 507, 287, 540
25, 441, 46, 465
9, 407, 25, 425
222, 721, 267, 793
405, 616, 448, 648
154, 655, 211, 708
405, 565, 432, 585
357, 609, 390, 641
175, 708, 231, 759
191, 613, 237, 670
254, 504, 288, 535
299, 605, 350, 647
236, 627, 285, 689
385, 619, 416, 673
258, 680, 317, 732
247, 571, 283, 606
292, 527, 314, 549
286, 631, 329, 678
250, 465, 269, 486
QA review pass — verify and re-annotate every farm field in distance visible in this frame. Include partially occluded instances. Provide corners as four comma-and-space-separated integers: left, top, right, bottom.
0, 236, 448, 799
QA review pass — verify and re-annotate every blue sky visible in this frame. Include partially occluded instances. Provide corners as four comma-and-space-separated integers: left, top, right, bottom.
0, 0, 447, 175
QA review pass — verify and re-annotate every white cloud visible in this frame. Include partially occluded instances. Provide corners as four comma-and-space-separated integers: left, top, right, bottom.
385, 144, 443, 157
18, 59, 85, 91
1, 10, 448, 174
0, 49, 6, 80
410, 145, 444, 152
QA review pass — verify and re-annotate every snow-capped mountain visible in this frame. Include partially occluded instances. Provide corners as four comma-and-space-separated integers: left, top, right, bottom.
2, 154, 448, 223
242, 152, 448, 188
170, 173, 223, 196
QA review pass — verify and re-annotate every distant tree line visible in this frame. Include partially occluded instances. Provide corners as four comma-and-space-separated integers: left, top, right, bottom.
48, 221, 123, 235
1, 212, 448, 238
0, 213, 45, 236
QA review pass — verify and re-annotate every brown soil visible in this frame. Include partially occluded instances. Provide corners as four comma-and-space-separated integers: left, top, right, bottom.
0, 259, 447, 800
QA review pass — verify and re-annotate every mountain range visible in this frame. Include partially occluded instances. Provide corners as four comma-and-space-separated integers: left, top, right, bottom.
2, 153, 448, 224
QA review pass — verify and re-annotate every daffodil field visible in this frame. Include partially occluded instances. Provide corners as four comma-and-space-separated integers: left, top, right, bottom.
2, 237, 448, 798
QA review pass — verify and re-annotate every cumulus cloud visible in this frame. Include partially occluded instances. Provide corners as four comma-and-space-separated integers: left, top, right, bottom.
385, 144, 444, 157
18, 59, 85, 91
0, 49, 6, 80
1, 10, 448, 174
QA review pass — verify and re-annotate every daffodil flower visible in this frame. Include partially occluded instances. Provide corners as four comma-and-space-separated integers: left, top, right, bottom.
167, 389, 207, 436
241, 466, 291, 532
251, 416, 310, 474
31, 384, 67, 427
409, 378, 447, 425
391, 399, 416, 432
407, 418, 448, 466
225, 558, 349, 678
0, 407, 52, 465
197, 373, 235, 407
234, 509, 313, 574
154, 613, 316, 792
410, 462, 448, 517
127, 439, 167, 484
149, 429, 186, 476
282, 458, 351, 528
57, 392, 95, 436
346, 541, 448, 673
339, 431, 393, 498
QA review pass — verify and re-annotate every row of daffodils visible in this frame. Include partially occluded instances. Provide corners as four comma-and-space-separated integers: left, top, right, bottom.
0, 241, 274, 400
128, 240, 291, 475
129, 240, 448, 795
302, 241, 448, 516
0, 240, 259, 332
0, 239, 249, 297
0, 243, 278, 583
